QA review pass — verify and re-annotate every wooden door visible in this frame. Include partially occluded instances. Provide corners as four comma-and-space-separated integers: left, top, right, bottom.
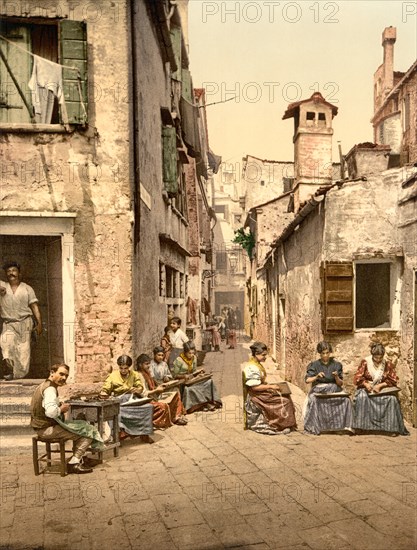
46, 238, 64, 366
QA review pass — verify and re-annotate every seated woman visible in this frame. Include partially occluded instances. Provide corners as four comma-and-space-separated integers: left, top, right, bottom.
150, 346, 173, 384
353, 343, 409, 435
136, 354, 188, 427
172, 341, 222, 413
303, 341, 353, 435
243, 341, 297, 435
99, 355, 154, 443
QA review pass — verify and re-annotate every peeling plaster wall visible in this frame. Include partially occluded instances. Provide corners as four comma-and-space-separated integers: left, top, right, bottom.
323, 171, 413, 419
0, 1, 133, 381
277, 209, 324, 389
275, 170, 415, 422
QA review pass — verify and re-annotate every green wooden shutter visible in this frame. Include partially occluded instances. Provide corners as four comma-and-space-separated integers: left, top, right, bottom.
0, 23, 32, 123
181, 69, 193, 103
59, 20, 87, 124
321, 262, 354, 333
162, 126, 178, 196
170, 26, 181, 81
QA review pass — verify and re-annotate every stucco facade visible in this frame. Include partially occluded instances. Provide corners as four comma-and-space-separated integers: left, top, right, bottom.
0, 0, 213, 384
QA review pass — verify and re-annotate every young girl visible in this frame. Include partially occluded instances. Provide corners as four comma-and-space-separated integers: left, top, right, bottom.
160, 326, 172, 364
150, 346, 173, 384
166, 317, 189, 369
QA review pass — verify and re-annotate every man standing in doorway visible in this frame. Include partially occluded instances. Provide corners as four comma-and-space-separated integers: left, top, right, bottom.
0, 261, 42, 380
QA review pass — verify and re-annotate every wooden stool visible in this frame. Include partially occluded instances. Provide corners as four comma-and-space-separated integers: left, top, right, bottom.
32, 435, 74, 477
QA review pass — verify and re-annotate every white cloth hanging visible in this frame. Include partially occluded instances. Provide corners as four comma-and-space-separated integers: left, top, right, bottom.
28, 55, 64, 123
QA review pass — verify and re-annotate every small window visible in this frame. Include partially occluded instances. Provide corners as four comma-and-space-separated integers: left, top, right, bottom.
403, 94, 410, 131
356, 263, 391, 329
216, 251, 227, 271
166, 266, 174, 298
159, 263, 166, 297
260, 180, 265, 186
306, 112, 315, 120
318, 113, 326, 126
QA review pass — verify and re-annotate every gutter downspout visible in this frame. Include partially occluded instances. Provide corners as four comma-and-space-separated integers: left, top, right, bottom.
130, 1, 141, 356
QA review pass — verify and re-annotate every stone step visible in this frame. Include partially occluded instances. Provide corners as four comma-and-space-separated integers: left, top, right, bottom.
0, 380, 41, 397
0, 395, 32, 414
0, 416, 32, 434
0, 433, 34, 456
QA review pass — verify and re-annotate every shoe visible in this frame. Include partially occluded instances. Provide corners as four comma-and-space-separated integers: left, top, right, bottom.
119, 430, 129, 440
67, 462, 93, 474
3, 374, 13, 381
206, 404, 216, 411
139, 435, 154, 444
175, 417, 188, 425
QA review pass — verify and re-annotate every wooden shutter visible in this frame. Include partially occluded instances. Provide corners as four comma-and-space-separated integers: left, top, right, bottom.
170, 26, 181, 81
162, 126, 178, 196
181, 69, 193, 103
60, 20, 87, 124
321, 262, 354, 333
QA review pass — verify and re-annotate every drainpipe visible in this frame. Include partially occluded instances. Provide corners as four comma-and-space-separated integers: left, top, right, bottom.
130, 2, 141, 246
129, 1, 141, 357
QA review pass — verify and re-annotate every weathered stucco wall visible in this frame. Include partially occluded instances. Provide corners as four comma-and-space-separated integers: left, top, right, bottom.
243, 157, 293, 211
277, 209, 324, 389
322, 171, 414, 418
132, 0, 190, 356
0, 1, 133, 381
256, 197, 293, 264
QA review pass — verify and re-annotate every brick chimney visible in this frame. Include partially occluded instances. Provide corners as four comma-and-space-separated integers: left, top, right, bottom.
374, 27, 396, 112
283, 92, 338, 211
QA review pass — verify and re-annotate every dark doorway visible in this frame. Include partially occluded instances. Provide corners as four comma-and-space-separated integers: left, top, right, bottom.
0, 235, 64, 378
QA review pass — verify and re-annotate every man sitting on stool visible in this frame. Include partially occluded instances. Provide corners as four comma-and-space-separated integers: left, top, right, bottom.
30, 363, 104, 474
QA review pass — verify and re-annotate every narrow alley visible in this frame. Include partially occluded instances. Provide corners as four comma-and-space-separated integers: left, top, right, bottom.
1, 339, 415, 550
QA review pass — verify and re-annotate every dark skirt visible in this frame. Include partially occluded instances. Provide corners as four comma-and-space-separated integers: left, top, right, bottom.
182, 378, 222, 412
303, 383, 353, 435
118, 395, 154, 435
353, 388, 409, 435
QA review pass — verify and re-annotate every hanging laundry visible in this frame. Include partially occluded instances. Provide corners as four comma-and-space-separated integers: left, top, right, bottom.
28, 55, 64, 123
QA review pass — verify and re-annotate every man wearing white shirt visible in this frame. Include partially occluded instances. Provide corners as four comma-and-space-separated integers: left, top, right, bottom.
0, 262, 42, 380
30, 364, 94, 474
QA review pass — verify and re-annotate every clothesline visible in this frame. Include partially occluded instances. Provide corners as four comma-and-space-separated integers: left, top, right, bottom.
0, 32, 87, 123
0, 33, 79, 72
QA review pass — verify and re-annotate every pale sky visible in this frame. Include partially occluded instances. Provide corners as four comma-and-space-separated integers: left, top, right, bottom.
188, 0, 417, 168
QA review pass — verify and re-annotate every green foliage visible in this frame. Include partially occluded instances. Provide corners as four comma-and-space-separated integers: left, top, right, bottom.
233, 228, 255, 259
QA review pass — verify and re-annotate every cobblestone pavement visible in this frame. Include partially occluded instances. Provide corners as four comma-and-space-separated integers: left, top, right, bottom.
1, 341, 416, 550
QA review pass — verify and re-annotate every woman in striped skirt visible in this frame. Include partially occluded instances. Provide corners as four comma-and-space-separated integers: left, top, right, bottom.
303, 341, 354, 435
353, 343, 409, 435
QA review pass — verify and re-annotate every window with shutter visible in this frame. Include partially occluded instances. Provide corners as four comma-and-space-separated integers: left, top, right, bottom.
321, 262, 354, 333
0, 18, 87, 126
162, 125, 178, 196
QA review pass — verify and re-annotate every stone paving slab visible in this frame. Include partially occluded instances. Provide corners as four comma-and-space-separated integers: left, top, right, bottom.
0, 341, 415, 550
